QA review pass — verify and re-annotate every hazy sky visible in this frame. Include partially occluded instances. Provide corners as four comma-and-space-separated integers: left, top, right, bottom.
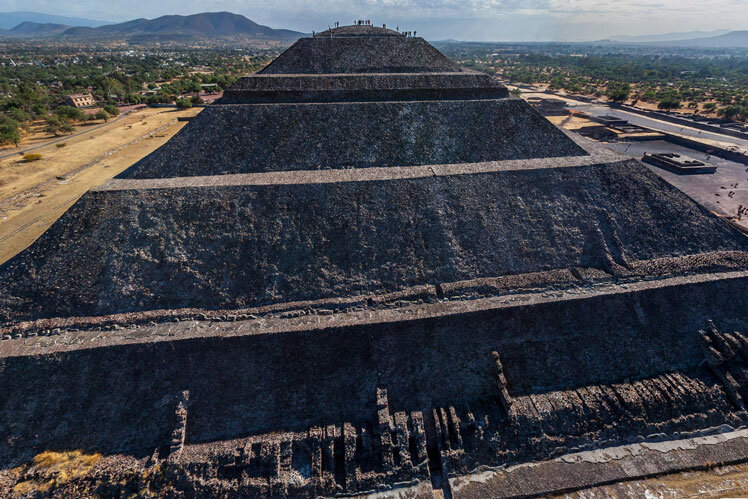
1, 0, 746, 41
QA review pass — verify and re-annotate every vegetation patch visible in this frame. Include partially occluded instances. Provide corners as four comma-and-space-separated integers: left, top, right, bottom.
438, 41, 748, 121
12, 450, 102, 495
22, 153, 42, 162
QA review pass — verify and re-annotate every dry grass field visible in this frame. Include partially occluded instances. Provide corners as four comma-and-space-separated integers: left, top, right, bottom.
0, 106, 201, 264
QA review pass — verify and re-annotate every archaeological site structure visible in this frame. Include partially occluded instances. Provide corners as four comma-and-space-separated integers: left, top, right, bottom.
2, 24, 748, 497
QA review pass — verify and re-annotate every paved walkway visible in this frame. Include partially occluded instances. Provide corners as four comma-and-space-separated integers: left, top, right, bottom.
98, 147, 617, 191
521, 90, 748, 152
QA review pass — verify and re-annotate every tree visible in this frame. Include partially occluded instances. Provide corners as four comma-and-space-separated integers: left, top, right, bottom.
44, 116, 63, 136
657, 98, 681, 111
14, 82, 49, 118
125, 94, 143, 105
175, 98, 193, 110
703, 102, 717, 113
642, 90, 657, 102
718, 105, 746, 122
55, 105, 85, 123
95, 110, 111, 122
548, 76, 565, 91
45, 116, 74, 136
191, 94, 205, 106
6, 107, 31, 124
146, 95, 162, 107
59, 122, 75, 134
0, 116, 21, 146
605, 83, 630, 103
509, 88, 522, 98
103, 104, 120, 117
97, 77, 124, 99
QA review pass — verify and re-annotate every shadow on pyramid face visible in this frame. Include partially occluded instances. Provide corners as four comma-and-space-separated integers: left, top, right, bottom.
1, 22, 748, 496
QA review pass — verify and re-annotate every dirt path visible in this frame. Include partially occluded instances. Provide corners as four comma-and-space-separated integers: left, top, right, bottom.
0, 106, 200, 264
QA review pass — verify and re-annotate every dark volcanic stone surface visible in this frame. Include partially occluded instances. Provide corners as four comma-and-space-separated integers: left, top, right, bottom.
221, 72, 509, 103
259, 37, 461, 74
315, 25, 404, 37
2, 160, 747, 322
2, 279, 747, 471
118, 99, 586, 179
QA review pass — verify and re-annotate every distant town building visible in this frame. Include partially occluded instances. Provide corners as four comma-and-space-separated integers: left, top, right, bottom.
65, 93, 96, 108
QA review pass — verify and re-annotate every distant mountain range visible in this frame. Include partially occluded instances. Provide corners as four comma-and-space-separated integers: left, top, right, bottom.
608, 30, 730, 43
7, 22, 71, 37
0, 11, 305, 41
0, 11, 109, 30
655, 30, 748, 48
599, 30, 748, 48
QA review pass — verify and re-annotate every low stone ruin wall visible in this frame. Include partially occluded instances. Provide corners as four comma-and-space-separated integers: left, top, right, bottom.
2, 275, 746, 467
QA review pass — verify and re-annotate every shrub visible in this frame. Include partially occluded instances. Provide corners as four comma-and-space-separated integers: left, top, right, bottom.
55, 143, 66, 148
175, 98, 193, 110
124, 94, 142, 105
605, 82, 631, 103
23, 153, 42, 162
103, 104, 120, 116
12, 450, 102, 495
55, 105, 85, 123
718, 105, 747, 122
0, 116, 21, 146
44, 116, 72, 136
6, 107, 31, 123
658, 98, 681, 111
146, 94, 171, 107
95, 110, 111, 122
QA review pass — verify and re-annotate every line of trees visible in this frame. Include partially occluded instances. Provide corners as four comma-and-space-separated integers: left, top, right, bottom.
443, 42, 748, 122
0, 47, 274, 146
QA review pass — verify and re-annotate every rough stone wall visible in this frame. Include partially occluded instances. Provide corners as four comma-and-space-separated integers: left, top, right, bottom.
220, 73, 509, 103
2, 161, 747, 323
2, 366, 746, 497
259, 37, 461, 74
226, 73, 500, 93
118, 99, 586, 179
2, 277, 747, 469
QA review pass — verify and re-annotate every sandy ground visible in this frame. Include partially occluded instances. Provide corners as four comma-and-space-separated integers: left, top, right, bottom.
546, 114, 594, 130
0, 106, 200, 264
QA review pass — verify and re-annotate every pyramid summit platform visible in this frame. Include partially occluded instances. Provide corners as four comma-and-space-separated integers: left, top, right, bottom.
2, 23, 748, 498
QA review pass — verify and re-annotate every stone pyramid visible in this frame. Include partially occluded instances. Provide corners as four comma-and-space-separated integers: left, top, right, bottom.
1, 24, 748, 497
